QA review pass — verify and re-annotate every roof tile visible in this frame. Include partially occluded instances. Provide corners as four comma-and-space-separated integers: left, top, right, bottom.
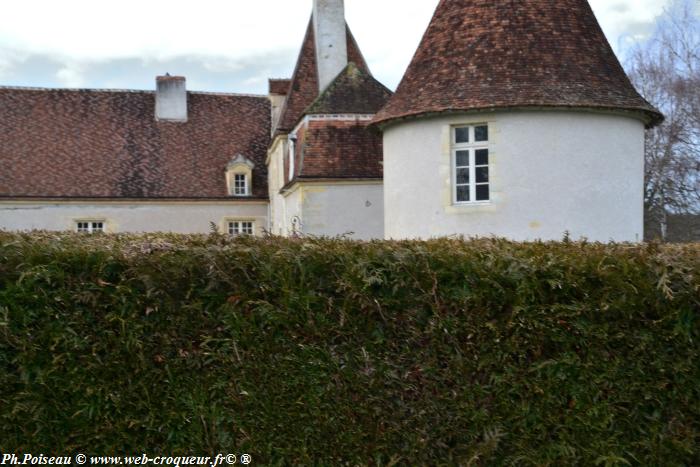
291, 119, 383, 182
374, 0, 663, 127
305, 62, 392, 115
0, 88, 271, 199
276, 18, 371, 134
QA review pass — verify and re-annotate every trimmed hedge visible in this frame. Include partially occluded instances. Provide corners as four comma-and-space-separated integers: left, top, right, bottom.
0, 232, 698, 465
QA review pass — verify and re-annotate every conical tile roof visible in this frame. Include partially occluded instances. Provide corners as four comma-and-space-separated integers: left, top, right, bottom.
374, 0, 663, 127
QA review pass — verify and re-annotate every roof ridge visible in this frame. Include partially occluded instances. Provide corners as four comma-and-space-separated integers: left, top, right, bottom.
0, 85, 266, 99
189, 91, 267, 98
0, 85, 151, 93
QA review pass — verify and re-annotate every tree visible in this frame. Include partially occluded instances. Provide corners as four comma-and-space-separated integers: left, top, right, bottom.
626, 0, 700, 241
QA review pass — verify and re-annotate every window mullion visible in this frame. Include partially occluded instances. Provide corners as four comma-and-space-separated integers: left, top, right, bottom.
470, 149, 477, 203
452, 149, 457, 204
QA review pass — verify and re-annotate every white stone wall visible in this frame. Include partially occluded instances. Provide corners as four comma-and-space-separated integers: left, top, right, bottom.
266, 134, 384, 240
266, 136, 290, 236
284, 188, 303, 236
383, 111, 646, 242
0, 201, 268, 235
284, 182, 384, 240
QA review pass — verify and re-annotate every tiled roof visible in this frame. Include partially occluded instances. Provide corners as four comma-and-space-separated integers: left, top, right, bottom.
288, 119, 383, 184
0, 87, 271, 199
305, 62, 392, 115
269, 79, 291, 95
275, 18, 370, 135
374, 0, 663, 127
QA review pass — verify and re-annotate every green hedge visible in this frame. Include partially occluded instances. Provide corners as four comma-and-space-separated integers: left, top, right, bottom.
0, 232, 698, 465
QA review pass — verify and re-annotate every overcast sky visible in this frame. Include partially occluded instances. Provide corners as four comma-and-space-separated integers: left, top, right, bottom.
0, 0, 672, 94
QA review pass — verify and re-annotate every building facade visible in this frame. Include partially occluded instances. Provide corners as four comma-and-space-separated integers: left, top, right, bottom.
0, 0, 662, 242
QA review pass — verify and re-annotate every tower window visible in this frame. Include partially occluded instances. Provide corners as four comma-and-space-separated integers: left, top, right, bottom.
452, 125, 490, 204
233, 173, 248, 196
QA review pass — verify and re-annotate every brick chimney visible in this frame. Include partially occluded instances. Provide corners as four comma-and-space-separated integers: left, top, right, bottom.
313, 0, 348, 93
155, 74, 187, 122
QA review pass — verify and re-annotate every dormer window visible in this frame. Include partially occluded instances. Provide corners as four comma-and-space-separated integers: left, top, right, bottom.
233, 173, 248, 196
226, 154, 255, 197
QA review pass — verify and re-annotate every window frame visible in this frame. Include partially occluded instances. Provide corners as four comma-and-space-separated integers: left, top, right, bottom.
233, 173, 248, 196
76, 220, 105, 234
225, 154, 255, 198
451, 124, 491, 205
227, 220, 255, 236
288, 136, 296, 182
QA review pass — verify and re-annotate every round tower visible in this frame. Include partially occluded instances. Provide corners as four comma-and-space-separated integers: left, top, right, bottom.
373, 0, 663, 242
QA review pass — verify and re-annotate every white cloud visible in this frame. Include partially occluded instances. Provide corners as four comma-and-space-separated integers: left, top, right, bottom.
56, 64, 86, 87
589, 0, 671, 52
0, 0, 311, 61
0, 0, 675, 92
0, 56, 14, 80
0, 49, 29, 80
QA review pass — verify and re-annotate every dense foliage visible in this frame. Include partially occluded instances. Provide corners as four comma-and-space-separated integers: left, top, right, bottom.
0, 232, 698, 465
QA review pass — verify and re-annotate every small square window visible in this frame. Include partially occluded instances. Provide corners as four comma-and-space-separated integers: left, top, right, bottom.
475, 149, 489, 166
455, 127, 470, 144
233, 174, 248, 196
456, 168, 470, 184
476, 167, 489, 183
456, 150, 470, 167
476, 185, 490, 201
228, 221, 254, 236
76, 221, 104, 233
475, 125, 489, 142
456, 186, 470, 202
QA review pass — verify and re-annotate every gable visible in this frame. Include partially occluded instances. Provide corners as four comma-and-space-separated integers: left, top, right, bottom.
275, 19, 371, 135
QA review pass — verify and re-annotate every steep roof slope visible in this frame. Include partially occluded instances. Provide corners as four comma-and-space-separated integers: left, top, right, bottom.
305, 62, 392, 115
0, 87, 271, 199
275, 19, 370, 134
289, 119, 383, 183
374, 0, 663, 127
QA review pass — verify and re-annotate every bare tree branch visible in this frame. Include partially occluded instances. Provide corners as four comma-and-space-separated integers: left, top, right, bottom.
626, 0, 700, 240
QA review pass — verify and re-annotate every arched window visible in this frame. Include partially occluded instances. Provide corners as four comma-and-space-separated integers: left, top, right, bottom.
226, 154, 255, 197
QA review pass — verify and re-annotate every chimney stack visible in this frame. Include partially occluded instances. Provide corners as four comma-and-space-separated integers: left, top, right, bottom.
155, 74, 187, 122
313, 0, 348, 93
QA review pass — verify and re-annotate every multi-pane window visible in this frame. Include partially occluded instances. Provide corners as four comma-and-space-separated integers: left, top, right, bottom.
452, 124, 490, 203
228, 221, 254, 236
233, 173, 248, 196
76, 221, 104, 233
